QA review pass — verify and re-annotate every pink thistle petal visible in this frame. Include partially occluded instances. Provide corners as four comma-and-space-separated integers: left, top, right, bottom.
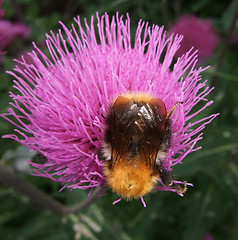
113, 197, 123, 205
140, 196, 147, 208
169, 15, 219, 63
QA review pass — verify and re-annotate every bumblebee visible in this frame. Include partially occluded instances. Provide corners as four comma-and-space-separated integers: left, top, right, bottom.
98, 93, 186, 199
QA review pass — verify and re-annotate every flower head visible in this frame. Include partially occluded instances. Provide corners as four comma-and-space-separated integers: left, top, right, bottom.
0, 0, 5, 56
0, 19, 30, 50
169, 15, 219, 63
231, 34, 238, 44
2, 13, 218, 204
203, 233, 215, 240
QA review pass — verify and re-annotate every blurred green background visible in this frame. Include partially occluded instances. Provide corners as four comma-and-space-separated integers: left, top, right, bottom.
0, 0, 238, 239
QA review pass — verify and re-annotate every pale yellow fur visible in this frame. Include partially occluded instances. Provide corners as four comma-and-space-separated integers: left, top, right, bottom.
112, 92, 153, 104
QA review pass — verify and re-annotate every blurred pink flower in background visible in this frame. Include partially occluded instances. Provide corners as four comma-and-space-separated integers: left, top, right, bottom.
0, 20, 30, 50
203, 233, 215, 240
169, 15, 219, 63
0, 0, 4, 56
231, 34, 238, 44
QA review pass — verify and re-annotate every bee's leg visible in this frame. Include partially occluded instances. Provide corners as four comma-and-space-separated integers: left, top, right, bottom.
167, 101, 183, 119
171, 181, 187, 195
159, 169, 187, 194
159, 169, 173, 187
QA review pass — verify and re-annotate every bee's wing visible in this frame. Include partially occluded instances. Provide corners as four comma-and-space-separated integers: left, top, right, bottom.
137, 97, 170, 167
110, 129, 134, 166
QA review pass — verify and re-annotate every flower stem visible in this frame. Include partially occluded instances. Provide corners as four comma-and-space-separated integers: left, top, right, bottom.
211, 5, 238, 87
0, 164, 101, 215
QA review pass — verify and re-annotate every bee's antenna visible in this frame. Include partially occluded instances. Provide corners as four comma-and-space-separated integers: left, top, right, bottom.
167, 101, 183, 119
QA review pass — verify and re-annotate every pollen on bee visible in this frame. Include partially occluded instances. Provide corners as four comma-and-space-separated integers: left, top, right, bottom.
103, 159, 159, 199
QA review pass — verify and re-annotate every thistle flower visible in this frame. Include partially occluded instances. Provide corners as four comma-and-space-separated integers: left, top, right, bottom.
0, 0, 5, 56
1, 13, 218, 205
0, 19, 30, 50
231, 34, 238, 44
169, 15, 219, 63
203, 233, 215, 240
